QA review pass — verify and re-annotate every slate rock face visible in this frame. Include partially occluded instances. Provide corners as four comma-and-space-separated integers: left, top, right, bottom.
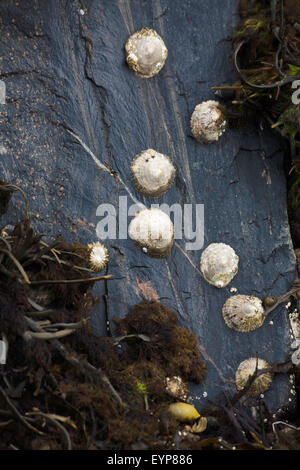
0, 0, 297, 412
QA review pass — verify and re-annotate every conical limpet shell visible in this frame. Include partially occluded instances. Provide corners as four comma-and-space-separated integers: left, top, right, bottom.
88, 242, 109, 272
131, 149, 175, 198
125, 28, 168, 78
222, 294, 265, 332
235, 358, 273, 396
200, 243, 239, 288
190, 100, 227, 143
128, 208, 174, 258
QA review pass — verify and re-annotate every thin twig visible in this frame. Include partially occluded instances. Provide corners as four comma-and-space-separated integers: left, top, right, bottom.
0, 386, 44, 436
24, 329, 75, 340
112, 333, 151, 346
41, 254, 96, 273
272, 420, 300, 439
1, 184, 29, 219
0, 236, 12, 252
0, 419, 13, 427
233, 40, 295, 89
27, 412, 72, 450
264, 284, 300, 318
24, 316, 124, 408
0, 248, 31, 284
29, 274, 112, 285
43, 319, 88, 330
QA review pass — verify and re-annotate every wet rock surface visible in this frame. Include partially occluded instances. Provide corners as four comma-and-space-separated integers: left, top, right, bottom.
0, 0, 297, 412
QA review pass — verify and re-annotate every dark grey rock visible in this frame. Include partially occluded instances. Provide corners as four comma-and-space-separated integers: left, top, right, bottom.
0, 0, 297, 413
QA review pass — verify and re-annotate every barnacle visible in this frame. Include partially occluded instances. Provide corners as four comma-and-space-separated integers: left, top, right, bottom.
125, 28, 168, 78
128, 208, 174, 258
88, 242, 109, 272
222, 294, 265, 332
165, 376, 188, 401
190, 100, 227, 143
200, 242, 239, 288
235, 358, 273, 396
130, 149, 175, 197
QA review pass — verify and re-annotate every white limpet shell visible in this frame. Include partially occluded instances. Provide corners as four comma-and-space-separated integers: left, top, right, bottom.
88, 242, 109, 272
125, 28, 168, 78
131, 149, 175, 197
190, 100, 227, 143
222, 294, 266, 332
235, 358, 273, 396
200, 243, 239, 288
128, 208, 174, 258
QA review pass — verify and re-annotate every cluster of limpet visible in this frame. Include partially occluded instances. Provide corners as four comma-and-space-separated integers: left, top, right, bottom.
123, 28, 277, 401
128, 208, 174, 258
235, 358, 273, 397
131, 149, 175, 197
190, 100, 227, 144
222, 294, 265, 332
200, 243, 239, 288
125, 28, 168, 79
